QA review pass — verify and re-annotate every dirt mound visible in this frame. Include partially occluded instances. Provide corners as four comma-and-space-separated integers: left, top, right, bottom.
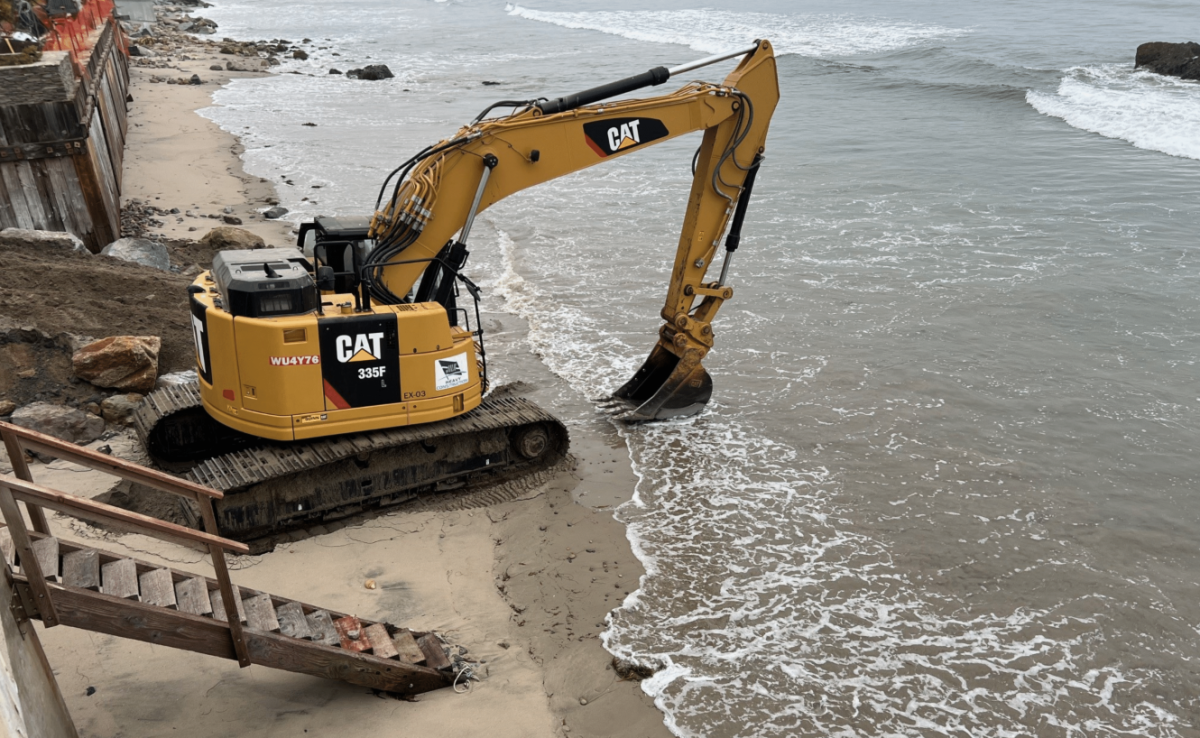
0, 238, 219, 378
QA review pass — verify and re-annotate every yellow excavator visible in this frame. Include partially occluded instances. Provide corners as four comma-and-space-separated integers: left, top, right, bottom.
135, 40, 779, 546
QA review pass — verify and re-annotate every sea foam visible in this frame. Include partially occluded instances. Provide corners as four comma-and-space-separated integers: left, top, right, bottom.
504, 4, 963, 58
1027, 65, 1200, 161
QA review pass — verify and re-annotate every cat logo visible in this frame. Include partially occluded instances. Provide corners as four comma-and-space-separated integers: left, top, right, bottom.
335, 332, 384, 363
583, 117, 669, 158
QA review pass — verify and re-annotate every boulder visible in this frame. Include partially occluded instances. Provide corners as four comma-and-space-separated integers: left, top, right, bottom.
346, 64, 394, 81
0, 400, 15, 416
72, 336, 161, 393
223, 215, 243, 225
0, 228, 89, 254
1135, 41, 1200, 80
100, 237, 171, 271
200, 226, 265, 250
100, 393, 145, 425
329, 68, 342, 75
292, 49, 308, 60
263, 205, 288, 219
11, 402, 106, 445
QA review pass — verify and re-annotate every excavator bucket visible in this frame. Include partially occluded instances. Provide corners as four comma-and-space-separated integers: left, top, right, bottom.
608, 342, 713, 422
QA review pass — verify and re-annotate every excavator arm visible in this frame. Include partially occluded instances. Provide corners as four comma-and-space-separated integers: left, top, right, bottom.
367, 40, 779, 420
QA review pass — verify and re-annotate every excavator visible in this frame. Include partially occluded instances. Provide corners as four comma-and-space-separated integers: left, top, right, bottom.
134, 40, 780, 547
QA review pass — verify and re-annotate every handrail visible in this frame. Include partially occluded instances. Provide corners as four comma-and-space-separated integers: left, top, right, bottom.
1, 477, 249, 555
0, 420, 224, 500
0, 419, 253, 666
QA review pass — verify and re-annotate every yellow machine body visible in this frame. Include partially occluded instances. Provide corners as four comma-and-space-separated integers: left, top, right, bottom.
190, 282, 482, 441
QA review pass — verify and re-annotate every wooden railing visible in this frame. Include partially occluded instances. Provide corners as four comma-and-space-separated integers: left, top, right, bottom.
0, 420, 253, 667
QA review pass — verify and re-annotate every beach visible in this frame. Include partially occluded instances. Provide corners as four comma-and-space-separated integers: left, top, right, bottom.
16, 20, 670, 738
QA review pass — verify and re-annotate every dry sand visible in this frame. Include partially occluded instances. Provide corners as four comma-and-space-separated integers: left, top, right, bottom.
9, 24, 672, 738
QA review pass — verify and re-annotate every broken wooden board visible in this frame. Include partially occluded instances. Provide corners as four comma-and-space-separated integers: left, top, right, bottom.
416, 634, 450, 670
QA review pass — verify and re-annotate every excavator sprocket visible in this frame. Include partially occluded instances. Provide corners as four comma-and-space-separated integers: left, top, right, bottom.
134, 383, 569, 550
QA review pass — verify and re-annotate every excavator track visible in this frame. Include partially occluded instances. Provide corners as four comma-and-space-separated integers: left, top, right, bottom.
134, 383, 569, 550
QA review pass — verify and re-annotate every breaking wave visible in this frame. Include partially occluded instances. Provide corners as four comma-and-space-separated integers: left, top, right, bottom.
1027, 64, 1200, 161
503, 4, 963, 58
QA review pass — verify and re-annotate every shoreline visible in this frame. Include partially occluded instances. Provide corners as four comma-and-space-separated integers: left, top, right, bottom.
25, 16, 671, 738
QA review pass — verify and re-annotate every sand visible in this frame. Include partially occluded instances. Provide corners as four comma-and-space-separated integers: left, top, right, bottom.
7, 21, 672, 738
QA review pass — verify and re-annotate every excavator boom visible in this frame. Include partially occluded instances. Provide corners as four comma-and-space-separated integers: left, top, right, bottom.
368, 40, 780, 419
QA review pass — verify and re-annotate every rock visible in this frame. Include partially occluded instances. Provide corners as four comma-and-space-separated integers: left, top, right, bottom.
128, 44, 155, 58
11, 402, 105, 445
210, 64, 223, 71
155, 370, 197, 389
328, 68, 342, 74
292, 49, 308, 60
72, 336, 161, 393
100, 237, 171, 271
302, 122, 317, 127
346, 64, 394, 81
0, 228, 89, 254
1135, 41, 1200, 80
482, 80, 501, 86
263, 206, 288, 219
200, 226, 265, 250
222, 215, 243, 225
189, 74, 202, 85
177, 21, 194, 32
0, 400, 15, 416
612, 657, 660, 681
100, 393, 144, 425
225, 58, 268, 72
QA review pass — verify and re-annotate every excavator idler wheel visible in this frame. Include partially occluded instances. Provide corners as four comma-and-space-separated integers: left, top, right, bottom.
513, 425, 550, 460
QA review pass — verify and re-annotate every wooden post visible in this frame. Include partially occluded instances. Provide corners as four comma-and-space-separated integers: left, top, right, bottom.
199, 499, 251, 667
1, 429, 50, 535
0, 482, 59, 627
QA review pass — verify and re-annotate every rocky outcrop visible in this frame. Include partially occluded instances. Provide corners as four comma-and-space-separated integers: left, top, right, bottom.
0, 227, 89, 254
72, 336, 162, 393
200, 226, 265, 250
346, 64, 394, 81
11, 402, 105, 445
1135, 41, 1200, 80
101, 237, 171, 271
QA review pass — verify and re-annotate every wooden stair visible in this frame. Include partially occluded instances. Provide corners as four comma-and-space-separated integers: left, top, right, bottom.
0, 421, 461, 697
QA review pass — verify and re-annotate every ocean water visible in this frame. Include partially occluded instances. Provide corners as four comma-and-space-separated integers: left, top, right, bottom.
199, 1, 1200, 735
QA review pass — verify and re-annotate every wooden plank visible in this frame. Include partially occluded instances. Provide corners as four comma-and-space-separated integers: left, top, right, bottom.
100, 558, 138, 600
392, 630, 426, 665
4, 423, 225, 500
16, 575, 237, 661
0, 528, 13, 565
62, 549, 100, 591
275, 601, 312, 640
4, 476, 247, 554
0, 163, 35, 231
210, 585, 246, 623
364, 623, 398, 659
29, 537, 58, 581
13, 161, 47, 227
138, 568, 176, 609
306, 610, 339, 647
0, 486, 58, 626
242, 630, 450, 696
175, 577, 212, 616
199, 499, 251, 667
1, 429, 51, 533
416, 634, 451, 670
334, 615, 371, 653
244, 594, 280, 633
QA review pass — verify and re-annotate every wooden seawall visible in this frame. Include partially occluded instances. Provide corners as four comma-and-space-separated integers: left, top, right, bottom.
0, 16, 128, 251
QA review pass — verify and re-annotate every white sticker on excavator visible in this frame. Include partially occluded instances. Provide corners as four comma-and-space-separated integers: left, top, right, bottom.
435, 352, 470, 391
